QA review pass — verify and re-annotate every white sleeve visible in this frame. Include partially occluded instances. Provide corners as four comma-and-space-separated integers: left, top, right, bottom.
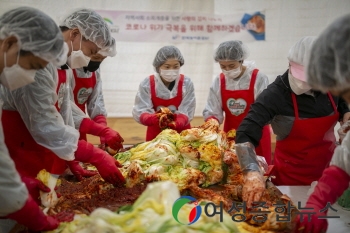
176, 76, 196, 121
0, 104, 28, 216
132, 77, 155, 124
330, 131, 350, 176
58, 69, 75, 128
202, 76, 224, 123
0, 64, 78, 160
254, 71, 269, 99
86, 69, 107, 119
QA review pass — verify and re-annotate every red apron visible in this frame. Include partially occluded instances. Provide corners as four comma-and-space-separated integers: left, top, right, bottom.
72, 69, 97, 140
273, 93, 338, 185
147, 74, 191, 141
2, 110, 65, 177
221, 69, 271, 164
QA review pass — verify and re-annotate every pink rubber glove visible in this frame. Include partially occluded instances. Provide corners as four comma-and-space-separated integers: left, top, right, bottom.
67, 161, 98, 181
72, 140, 125, 186
80, 118, 124, 152
21, 176, 51, 205
294, 166, 350, 233
7, 195, 59, 231
140, 113, 159, 126
93, 115, 107, 126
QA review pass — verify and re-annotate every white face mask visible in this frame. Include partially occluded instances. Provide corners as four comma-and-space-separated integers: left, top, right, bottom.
288, 73, 311, 95
160, 69, 180, 82
0, 52, 36, 91
222, 66, 242, 79
67, 36, 90, 69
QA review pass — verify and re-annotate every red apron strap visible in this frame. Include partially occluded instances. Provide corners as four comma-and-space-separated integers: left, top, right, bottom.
327, 92, 337, 112
249, 69, 259, 90
176, 75, 184, 100
291, 93, 299, 119
150, 75, 156, 99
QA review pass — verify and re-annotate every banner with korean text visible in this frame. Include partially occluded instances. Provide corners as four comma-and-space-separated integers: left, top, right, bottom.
96, 10, 266, 43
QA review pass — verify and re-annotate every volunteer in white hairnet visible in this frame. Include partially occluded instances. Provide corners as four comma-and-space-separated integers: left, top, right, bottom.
0, 8, 125, 186
203, 40, 271, 164
235, 36, 350, 208
70, 38, 118, 154
56, 9, 124, 180
0, 6, 67, 231
133, 45, 196, 141
295, 14, 350, 233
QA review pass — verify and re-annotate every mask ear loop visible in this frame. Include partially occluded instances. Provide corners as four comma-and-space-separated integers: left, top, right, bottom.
3, 51, 7, 68
16, 51, 20, 65
79, 34, 82, 50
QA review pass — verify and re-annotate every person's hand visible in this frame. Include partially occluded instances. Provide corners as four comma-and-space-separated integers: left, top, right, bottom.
338, 120, 350, 143
67, 161, 98, 181
293, 166, 350, 233
7, 195, 59, 231
21, 176, 51, 204
294, 205, 327, 233
93, 115, 107, 127
342, 112, 350, 124
79, 118, 124, 152
74, 140, 126, 186
140, 113, 159, 126
242, 171, 265, 208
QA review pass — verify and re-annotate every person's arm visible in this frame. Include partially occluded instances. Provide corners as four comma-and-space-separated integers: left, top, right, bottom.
202, 76, 224, 123
171, 76, 196, 129
132, 77, 158, 125
294, 131, 350, 233
6, 64, 78, 160
86, 69, 108, 121
236, 86, 278, 146
254, 71, 269, 99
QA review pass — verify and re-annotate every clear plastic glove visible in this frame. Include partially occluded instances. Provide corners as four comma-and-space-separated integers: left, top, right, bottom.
21, 176, 51, 204
67, 161, 98, 181
337, 120, 350, 143
243, 171, 265, 208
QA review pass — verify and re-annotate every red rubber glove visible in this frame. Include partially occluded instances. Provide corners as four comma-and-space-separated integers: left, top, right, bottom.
73, 140, 126, 186
173, 114, 188, 129
93, 115, 107, 127
67, 161, 98, 181
7, 195, 59, 231
20, 176, 51, 205
294, 166, 350, 233
140, 113, 159, 126
80, 118, 124, 152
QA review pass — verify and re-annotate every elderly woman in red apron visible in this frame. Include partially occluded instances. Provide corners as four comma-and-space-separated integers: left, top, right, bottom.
203, 40, 271, 164
133, 46, 196, 141
0, 7, 68, 231
235, 36, 350, 208
295, 14, 350, 233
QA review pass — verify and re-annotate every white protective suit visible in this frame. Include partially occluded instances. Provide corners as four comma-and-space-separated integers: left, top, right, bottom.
69, 68, 107, 130
132, 73, 196, 123
0, 101, 28, 216
331, 129, 350, 176
202, 61, 269, 123
0, 63, 79, 160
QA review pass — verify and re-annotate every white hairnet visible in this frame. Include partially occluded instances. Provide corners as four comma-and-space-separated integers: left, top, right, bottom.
287, 36, 316, 66
307, 14, 350, 92
59, 8, 114, 53
152, 46, 184, 69
214, 40, 249, 62
0, 6, 67, 66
